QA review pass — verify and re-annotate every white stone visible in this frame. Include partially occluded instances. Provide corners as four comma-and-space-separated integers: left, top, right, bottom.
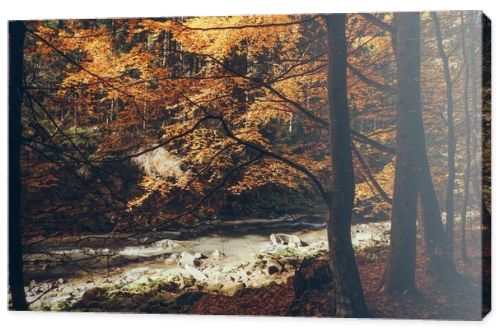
211, 249, 225, 260
194, 252, 207, 259
184, 265, 207, 281
179, 251, 200, 267
270, 233, 307, 247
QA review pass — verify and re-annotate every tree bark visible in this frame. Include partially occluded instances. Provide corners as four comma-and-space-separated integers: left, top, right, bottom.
324, 13, 369, 317
383, 12, 420, 294
459, 12, 471, 264
9, 20, 28, 311
416, 150, 456, 282
405, 13, 456, 284
469, 16, 481, 209
432, 12, 456, 253
481, 14, 492, 317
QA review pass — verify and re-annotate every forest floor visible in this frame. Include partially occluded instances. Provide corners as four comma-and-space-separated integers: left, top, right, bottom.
179, 227, 485, 319
63, 225, 487, 320
360, 226, 487, 320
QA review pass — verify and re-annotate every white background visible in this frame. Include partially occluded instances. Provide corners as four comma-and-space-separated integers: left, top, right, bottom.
1, 0, 498, 333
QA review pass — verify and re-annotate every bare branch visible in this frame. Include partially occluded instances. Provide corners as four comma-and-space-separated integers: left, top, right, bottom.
95, 115, 219, 162
352, 143, 392, 204
175, 15, 319, 31
218, 115, 330, 204
347, 62, 396, 93
351, 130, 395, 155
359, 13, 395, 34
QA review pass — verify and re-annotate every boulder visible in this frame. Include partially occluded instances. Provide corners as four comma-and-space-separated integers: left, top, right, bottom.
179, 251, 201, 267
220, 282, 246, 296
270, 233, 308, 247
80, 287, 107, 306
229, 269, 249, 283
83, 248, 96, 256
204, 283, 223, 294
266, 259, 283, 275
184, 265, 207, 281
176, 275, 196, 290
194, 252, 207, 260
293, 258, 333, 296
92, 248, 110, 255
211, 249, 225, 260
201, 265, 223, 284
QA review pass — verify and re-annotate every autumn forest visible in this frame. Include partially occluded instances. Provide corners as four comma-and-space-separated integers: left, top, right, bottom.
8, 11, 490, 319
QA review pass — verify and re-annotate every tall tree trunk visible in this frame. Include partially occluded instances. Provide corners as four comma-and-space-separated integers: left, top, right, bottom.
405, 14, 457, 285
459, 12, 471, 264
324, 13, 369, 317
384, 13, 456, 288
432, 12, 456, 253
9, 20, 28, 311
480, 14, 492, 317
469, 17, 481, 209
383, 12, 421, 294
416, 150, 456, 282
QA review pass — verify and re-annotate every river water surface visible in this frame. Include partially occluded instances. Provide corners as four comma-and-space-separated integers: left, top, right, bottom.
21, 216, 390, 310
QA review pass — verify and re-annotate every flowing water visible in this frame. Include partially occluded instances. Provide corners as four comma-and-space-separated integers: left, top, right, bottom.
21, 216, 390, 310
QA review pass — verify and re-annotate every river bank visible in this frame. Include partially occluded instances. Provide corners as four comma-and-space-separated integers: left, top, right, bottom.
19, 217, 484, 319
21, 219, 391, 311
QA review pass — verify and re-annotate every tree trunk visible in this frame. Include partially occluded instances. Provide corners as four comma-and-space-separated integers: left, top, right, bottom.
481, 15, 492, 317
432, 12, 456, 253
459, 12, 471, 264
9, 20, 28, 311
383, 12, 420, 295
469, 18, 481, 209
399, 14, 456, 285
416, 151, 456, 283
325, 13, 369, 317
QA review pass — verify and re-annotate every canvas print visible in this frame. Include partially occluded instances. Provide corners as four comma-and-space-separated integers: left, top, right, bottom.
8, 11, 491, 319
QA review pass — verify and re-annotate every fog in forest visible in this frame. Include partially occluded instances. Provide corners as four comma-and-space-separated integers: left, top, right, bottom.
8, 11, 490, 319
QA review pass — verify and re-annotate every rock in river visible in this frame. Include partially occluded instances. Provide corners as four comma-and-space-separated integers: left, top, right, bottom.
266, 259, 283, 275
194, 252, 207, 260
211, 249, 225, 260
179, 251, 201, 267
270, 233, 308, 248
184, 265, 207, 281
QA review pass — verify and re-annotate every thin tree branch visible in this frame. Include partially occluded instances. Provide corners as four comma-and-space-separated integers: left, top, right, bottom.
359, 13, 395, 34
352, 143, 392, 204
347, 62, 396, 94
175, 15, 319, 31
